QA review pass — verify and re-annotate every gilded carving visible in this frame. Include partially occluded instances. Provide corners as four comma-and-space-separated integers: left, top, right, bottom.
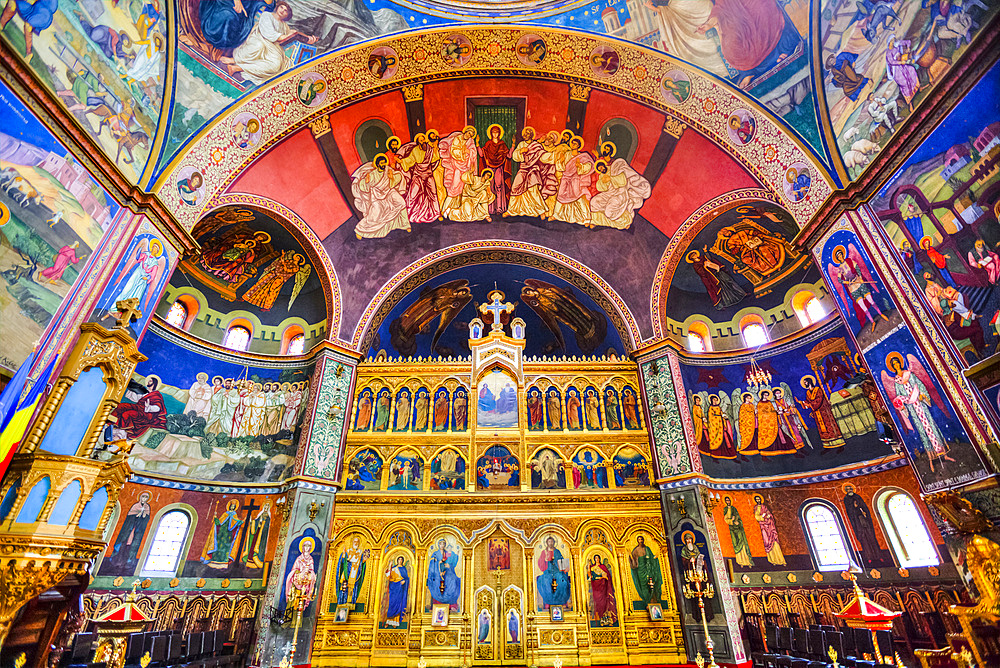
375, 630, 408, 647
402, 84, 424, 102
539, 628, 575, 646
663, 117, 687, 138
569, 83, 591, 101
591, 628, 621, 645
325, 630, 360, 647
638, 627, 672, 644
309, 115, 332, 137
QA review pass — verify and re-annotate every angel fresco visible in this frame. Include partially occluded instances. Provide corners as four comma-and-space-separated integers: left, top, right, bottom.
881, 352, 955, 473
96, 235, 167, 326
827, 244, 890, 334
521, 279, 607, 354
389, 279, 473, 357
241, 249, 311, 311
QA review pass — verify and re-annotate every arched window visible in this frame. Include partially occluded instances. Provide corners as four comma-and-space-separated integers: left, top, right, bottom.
802, 502, 853, 571
224, 325, 252, 351
741, 321, 769, 348
354, 119, 393, 163
687, 321, 713, 353
804, 297, 825, 324
141, 510, 191, 577
165, 300, 188, 327
287, 333, 306, 355
877, 491, 939, 567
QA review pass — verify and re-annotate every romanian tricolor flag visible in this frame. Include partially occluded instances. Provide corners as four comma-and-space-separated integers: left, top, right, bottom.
0, 355, 58, 480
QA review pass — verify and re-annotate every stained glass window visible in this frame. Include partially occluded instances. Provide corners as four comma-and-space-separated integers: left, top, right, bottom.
287, 333, 306, 355
687, 332, 706, 353
804, 297, 826, 325
803, 503, 852, 571
741, 322, 768, 348
141, 511, 190, 576
878, 491, 939, 567
224, 325, 252, 351
165, 300, 187, 327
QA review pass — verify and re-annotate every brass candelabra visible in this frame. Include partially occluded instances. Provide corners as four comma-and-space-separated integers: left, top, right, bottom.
683, 567, 718, 668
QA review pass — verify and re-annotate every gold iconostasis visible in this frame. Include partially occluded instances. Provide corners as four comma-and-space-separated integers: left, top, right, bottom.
315, 353, 684, 666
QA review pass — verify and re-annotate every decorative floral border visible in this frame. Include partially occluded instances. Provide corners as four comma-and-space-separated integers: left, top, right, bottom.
154, 27, 834, 233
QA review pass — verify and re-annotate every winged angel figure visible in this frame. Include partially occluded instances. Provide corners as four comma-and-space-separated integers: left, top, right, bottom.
241, 249, 311, 311
521, 279, 607, 354
880, 352, 955, 472
389, 279, 473, 356
826, 243, 889, 333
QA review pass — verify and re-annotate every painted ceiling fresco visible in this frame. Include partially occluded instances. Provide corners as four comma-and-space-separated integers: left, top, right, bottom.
167, 205, 328, 328
367, 262, 628, 359
662, 199, 825, 333
870, 62, 1000, 366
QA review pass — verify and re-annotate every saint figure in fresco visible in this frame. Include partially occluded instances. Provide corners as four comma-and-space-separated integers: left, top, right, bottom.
374, 392, 391, 431
723, 496, 754, 567
427, 539, 461, 610
39, 242, 86, 284
478, 610, 491, 642
881, 352, 954, 474
110, 376, 167, 439
585, 389, 601, 430
480, 124, 510, 214
383, 556, 410, 628
395, 390, 411, 431
352, 154, 410, 239
797, 375, 845, 449
414, 390, 430, 430
685, 249, 747, 309
454, 390, 468, 430
629, 536, 662, 609
536, 536, 572, 608
285, 536, 317, 612
336, 536, 369, 605
242, 501, 271, 569
202, 499, 244, 568
527, 389, 544, 429
622, 388, 640, 429
752, 495, 785, 566
737, 391, 759, 456
107, 492, 152, 572
588, 555, 617, 626
604, 388, 622, 430
828, 244, 889, 333
566, 389, 582, 429
547, 390, 562, 430
842, 484, 883, 568
707, 394, 738, 460
398, 133, 442, 224
433, 391, 449, 431
507, 127, 549, 217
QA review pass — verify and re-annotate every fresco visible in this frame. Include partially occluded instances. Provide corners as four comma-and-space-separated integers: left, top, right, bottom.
91, 227, 174, 337
425, 534, 463, 612
476, 445, 521, 491
0, 0, 167, 180
817, 228, 988, 491
534, 534, 573, 611
664, 201, 823, 336
820, 0, 999, 176
678, 324, 896, 478
477, 368, 518, 428
870, 63, 1000, 364
708, 467, 945, 574
371, 263, 625, 359
160, 0, 825, 169
97, 484, 282, 584
0, 80, 119, 372
110, 329, 313, 483
351, 127, 651, 239
170, 206, 326, 332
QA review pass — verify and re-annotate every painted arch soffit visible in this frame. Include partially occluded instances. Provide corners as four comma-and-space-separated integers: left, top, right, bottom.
154, 26, 835, 229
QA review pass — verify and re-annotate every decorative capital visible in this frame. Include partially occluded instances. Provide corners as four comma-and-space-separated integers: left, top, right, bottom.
663, 117, 687, 138
309, 115, 332, 137
569, 84, 591, 102
114, 298, 142, 330
402, 84, 424, 102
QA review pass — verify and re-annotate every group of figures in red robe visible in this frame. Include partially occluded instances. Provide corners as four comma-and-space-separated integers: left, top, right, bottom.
351, 125, 652, 239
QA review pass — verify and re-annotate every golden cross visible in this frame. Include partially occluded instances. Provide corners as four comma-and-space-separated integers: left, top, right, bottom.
114, 298, 143, 330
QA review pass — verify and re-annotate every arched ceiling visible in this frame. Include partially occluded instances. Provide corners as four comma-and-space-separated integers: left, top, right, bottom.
5, 1, 996, 355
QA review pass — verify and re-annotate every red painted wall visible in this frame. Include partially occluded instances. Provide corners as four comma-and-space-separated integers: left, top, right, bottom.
422, 77, 569, 136
229, 128, 352, 239
580, 89, 665, 174
640, 131, 758, 237
330, 90, 410, 174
